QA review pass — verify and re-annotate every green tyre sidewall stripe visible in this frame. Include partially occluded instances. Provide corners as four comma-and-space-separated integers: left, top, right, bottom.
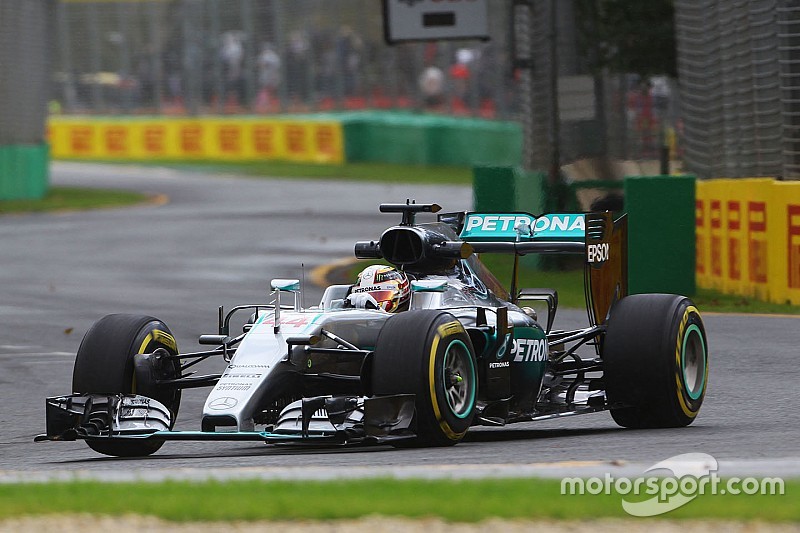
440, 339, 476, 420
681, 323, 707, 401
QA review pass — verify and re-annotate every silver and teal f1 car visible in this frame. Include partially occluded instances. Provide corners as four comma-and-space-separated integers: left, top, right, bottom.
37, 202, 708, 456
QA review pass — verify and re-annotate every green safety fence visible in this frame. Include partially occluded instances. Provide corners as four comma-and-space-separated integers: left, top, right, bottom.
343, 112, 522, 167
0, 143, 49, 200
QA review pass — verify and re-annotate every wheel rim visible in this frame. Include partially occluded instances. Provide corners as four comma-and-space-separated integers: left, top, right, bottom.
441, 339, 475, 418
681, 324, 706, 400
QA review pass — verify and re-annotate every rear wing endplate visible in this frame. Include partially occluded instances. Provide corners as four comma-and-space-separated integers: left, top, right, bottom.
585, 212, 628, 328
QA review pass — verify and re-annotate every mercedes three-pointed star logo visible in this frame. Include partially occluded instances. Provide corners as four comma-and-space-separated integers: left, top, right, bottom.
208, 396, 238, 410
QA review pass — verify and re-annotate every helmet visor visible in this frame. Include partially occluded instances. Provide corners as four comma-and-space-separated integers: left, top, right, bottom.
367, 289, 398, 305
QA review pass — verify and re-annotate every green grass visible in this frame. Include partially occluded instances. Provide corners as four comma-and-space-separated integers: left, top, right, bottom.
0, 186, 150, 215
691, 288, 800, 315
0, 478, 796, 522
70, 159, 474, 185
3, 159, 468, 216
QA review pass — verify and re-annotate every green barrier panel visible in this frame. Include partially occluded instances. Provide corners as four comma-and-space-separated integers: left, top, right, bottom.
0, 143, 49, 200
473, 166, 545, 269
624, 175, 696, 296
472, 166, 544, 213
343, 114, 429, 165
428, 119, 522, 167
343, 112, 522, 167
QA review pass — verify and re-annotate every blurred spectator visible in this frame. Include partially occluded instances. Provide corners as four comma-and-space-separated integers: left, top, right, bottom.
257, 42, 281, 110
286, 30, 310, 106
449, 48, 475, 111
650, 75, 671, 119
476, 44, 500, 114
135, 49, 156, 109
336, 26, 363, 97
313, 29, 337, 102
220, 32, 244, 106
53, 1, 520, 118
419, 65, 444, 109
162, 38, 182, 106
627, 78, 656, 155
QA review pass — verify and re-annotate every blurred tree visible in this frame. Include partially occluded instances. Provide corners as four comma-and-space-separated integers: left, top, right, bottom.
575, 0, 677, 78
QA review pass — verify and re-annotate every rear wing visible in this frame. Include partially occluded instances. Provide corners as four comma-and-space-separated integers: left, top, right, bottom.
451, 211, 627, 326
459, 213, 586, 254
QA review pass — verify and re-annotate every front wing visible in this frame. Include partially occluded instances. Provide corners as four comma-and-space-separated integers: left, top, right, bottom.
36, 393, 416, 446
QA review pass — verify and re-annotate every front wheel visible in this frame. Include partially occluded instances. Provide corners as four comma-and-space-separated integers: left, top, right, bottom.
603, 294, 708, 428
72, 314, 181, 456
372, 310, 477, 447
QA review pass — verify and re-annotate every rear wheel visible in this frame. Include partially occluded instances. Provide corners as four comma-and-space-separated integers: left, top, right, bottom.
372, 310, 477, 447
72, 314, 181, 456
603, 294, 708, 428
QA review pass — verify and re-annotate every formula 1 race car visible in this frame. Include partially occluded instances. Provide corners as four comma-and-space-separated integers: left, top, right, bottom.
38, 202, 708, 456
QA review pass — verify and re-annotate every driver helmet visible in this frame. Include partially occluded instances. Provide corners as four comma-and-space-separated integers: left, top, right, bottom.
351, 264, 410, 312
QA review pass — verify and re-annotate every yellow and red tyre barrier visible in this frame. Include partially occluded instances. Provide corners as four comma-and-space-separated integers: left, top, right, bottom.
696, 178, 800, 305
47, 116, 344, 164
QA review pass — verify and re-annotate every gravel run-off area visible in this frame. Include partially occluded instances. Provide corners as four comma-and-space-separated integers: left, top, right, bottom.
1, 516, 798, 533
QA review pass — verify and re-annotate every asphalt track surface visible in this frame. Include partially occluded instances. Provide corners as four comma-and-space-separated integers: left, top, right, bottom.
1, 162, 798, 480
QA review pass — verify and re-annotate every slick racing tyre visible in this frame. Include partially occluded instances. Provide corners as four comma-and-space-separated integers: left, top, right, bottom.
603, 294, 708, 428
72, 314, 181, 456
372, 310, 477, 447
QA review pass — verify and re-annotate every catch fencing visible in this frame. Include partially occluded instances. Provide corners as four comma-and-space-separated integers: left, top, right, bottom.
52, 0, 518, 119
675, 0, 800, 180
0, 0, 50, 145
0, 0, 51, 200
50, 0, 660, 168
